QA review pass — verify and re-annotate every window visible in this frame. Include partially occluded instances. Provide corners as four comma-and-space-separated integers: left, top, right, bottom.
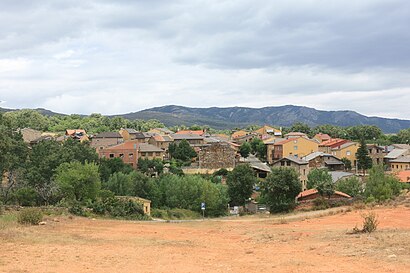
156, 152, 161, 156
141, 152, 146, 157
294, 146, 298, 150
346, 151, 351, 156
129, 153, 134, 159
109, 153, 114, 158
293, 140, 298, 144
303, 169, 306, 175
286, 161, 291, 166
281, 161, 285, 166
148, 152, 153, 156
119, 153, 124, 158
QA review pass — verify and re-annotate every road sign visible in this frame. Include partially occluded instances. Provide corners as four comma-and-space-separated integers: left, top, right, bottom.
201, 202, 206, 210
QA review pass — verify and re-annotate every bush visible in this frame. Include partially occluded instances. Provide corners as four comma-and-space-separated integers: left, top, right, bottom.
151, 208, 201, 220
0, 201, 3, 215
69, 203, 87, 217
17, 208, 43, 225
362, 212, 378, 233
312, 197, 330, 210
14, 187, 39, 206
91, 197, 146, 219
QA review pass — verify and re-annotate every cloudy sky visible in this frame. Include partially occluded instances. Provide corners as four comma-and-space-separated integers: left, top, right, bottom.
1, 0, 409, 119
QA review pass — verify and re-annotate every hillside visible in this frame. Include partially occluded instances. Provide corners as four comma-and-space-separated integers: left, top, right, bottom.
118, 105, 410, 133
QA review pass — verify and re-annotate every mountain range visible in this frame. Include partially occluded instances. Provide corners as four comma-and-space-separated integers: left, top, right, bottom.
1, 105, 409, 133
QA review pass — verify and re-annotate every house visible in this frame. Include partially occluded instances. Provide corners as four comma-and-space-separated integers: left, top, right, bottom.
171, 133, 204, 146
91, 132, 123, 150
320, 139, 358, 167
119, 128, 145, 142
65, 129, 89, 142
270, 137, 319, 162
231, 130, 249, 139
329, 171, 355, 183
366, 144, 386, 165
18, 128, 42, 143
313, 133, 331, 143
197, 142, 237, 170
138, 143, 165, 161
148, 134, 174, 151
302, 152, 345, 171
389, 156, 410, 172
232, 133, 258, 144
253, 125, 282, 139
396, 170, 410, 183
296, 189, 351, 202
239, 155, 271, 178
384, 148, 409, 165
271, 156, 310, 190
284, 132, 308, 139
29, 135, 55, 145
98, 141, 139, 168
148, 128, 174, 135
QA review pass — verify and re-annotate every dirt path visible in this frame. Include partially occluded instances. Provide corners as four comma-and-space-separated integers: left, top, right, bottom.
1, 206, 409, 273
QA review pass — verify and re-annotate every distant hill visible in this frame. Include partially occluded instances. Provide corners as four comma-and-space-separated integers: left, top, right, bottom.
117, 105, 410, 133
0, 107, 64, 116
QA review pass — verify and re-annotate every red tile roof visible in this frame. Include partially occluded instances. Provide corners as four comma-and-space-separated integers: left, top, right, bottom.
103, 140, 139, 150
396, 170, 410, 183
297, 189, 351, 199
175, 130, 204, 135
319, 138, 348, 148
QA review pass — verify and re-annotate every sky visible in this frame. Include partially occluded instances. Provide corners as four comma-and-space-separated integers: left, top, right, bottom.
0, 0, 409, 119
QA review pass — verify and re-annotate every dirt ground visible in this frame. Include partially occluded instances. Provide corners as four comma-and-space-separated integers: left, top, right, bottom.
1, 206, 409, 273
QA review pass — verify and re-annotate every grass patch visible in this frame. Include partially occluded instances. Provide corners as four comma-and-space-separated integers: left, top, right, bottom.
152, 208, 201, 220
0, 213, 18, 230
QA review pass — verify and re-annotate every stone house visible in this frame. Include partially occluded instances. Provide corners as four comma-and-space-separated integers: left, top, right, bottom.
119, 128, 145, 142
91, 132, 123, 150
171, 133, 204, 146
271, 156, 310, 190
302, 152, 345, 171
197, 142, 237, 170
366, 144, 386, 165
98, 141, 139, 169
138, 143, 165, 161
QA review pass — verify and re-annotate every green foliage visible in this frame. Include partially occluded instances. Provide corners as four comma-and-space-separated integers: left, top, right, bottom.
365, 165, 402, 201
17, 208, 43, 225
290, 122, 311, 136
137, 158, 164, 176
3, 110, 50, 131
356, 138, 372, 173
239, 142, 251, 158
55, 161, 101, 202
307, 168, 335, 198
227, 164, 257, 206
154, 174, 228, 216
68, 203, 88, 216
91, 197, 146, 219
13, 187, 39, 206
169, 139, 197, 163
106, 172, 134, 196
312, 197, 330, 210
346, 125, 382, 141
250, 138, 266, 160
261, 167, 302, 213
99, 157, 133, 182
341, 157, 352, 171
394, 128, 410, 144
336, 177, 362, 197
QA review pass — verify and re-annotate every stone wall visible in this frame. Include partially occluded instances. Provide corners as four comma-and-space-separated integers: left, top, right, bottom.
198, 143, 236, 170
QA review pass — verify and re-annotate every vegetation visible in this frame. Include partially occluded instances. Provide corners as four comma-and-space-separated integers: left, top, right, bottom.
335, 177, 362, 197
307, 168, 335, 198
261, 168, 302, 213
239, 142, 251, 158
364, 165, 402, 202
352, 212, 379, 234
226, 164, 257, 206
168, 139, 197, 164
341, 157, 352, 171
356, 138, 373, 174
250, 138, 266, 160
17, 208, 43, 225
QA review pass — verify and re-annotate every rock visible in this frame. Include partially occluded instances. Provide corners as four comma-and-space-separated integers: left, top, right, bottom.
39, 221, 47, 225
388, 254, 397, 259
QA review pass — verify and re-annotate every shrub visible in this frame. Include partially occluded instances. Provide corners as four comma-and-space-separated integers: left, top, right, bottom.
14, 187, 39, 206
312, 197, 330, 210
362, 212, 378, 233
151, 208, 201, 220
0, 201, 3, 215
91, 197, 145, 219
69, 203, 87, 217
17, 208, 43, 225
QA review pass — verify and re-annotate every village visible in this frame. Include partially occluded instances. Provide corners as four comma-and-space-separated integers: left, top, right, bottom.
16, 124, 410, 214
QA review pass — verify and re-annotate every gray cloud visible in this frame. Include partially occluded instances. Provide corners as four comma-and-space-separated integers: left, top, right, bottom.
0, 0, 409, 119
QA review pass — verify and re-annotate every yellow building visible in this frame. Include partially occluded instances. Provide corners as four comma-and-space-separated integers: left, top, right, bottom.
331, 142, 359, 166
253, 125, 282, 137
271, 137, 319, 162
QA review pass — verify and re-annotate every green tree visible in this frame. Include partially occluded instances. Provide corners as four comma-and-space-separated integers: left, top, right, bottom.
290, 122, 311, 136
3, 109, 50, 131
99, 157, 133, 182
226, 164, 257, 206
261, 167, 301, 213
239, 142, 251, 158
365, 165, 402, 201
169, 139, 197, 163
395, 128, 410, 144
250, 138, 267, 160
356, 138, 372, 174
106, 172, 134, 196
335, 177, 362, 197
341, 157, 352, 171
307, 168, 334, 198
137, 158, 164, 176
55, 162, 101, 203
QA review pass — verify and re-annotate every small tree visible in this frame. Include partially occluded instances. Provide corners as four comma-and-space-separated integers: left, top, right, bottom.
169, 139, 197, 163
227, 164, 257, 206
239, 142, 251, 158
356, 138, 372, 174
336, 177, 362, 197
307, 168, 334, 198
365, 165, 402, 201
250, 138, 267, 160
341, 157, 352, 171
55, 161, 101, 203
261, 167, 301, 213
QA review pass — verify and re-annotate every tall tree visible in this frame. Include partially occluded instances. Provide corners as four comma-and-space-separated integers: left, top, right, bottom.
307, 168, 335, 198
356, 138, 372, 174
226, 164, 257, 206
239, 142, 251, 158
169, 139, 197, 163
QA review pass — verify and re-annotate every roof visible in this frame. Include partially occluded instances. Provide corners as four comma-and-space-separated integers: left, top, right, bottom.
296, 189, 351, 200
264, 137, 286, 145
319, 138, 347, 147
396, 170, 410, 183
302, 151, 334, 162
66, 129, 86, 135
392, 144, 410, 150
124, 128, 138, 134
314, 133, 331, 141
149, 128, 174, 134
274, 136, 317, 146
94, 132, 122, 138
123, 128, 145, 139
171, 134, 204, 140
390, 155, 410, 163
175, 130, 204, 135
103, 141, 139, 150
273, 156, 308, 165
152, 134, 173, 142
330, 171, 354, 183
240, 155, 272, 173
138, 143, 164, 153
385, 149, 408, 159
285, 132, 308, 137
